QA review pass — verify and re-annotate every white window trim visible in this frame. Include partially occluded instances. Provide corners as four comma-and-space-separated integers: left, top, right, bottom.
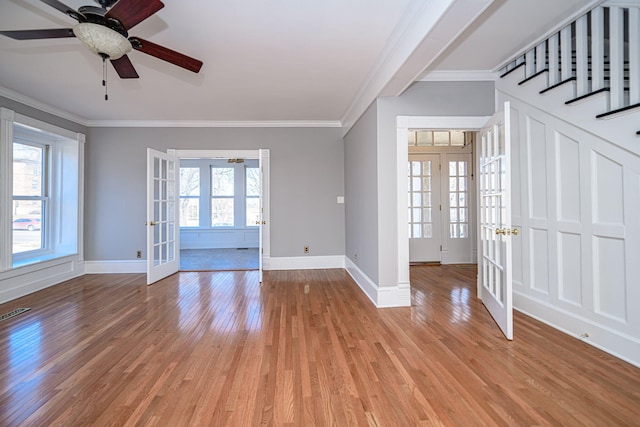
0, 107, 85, 272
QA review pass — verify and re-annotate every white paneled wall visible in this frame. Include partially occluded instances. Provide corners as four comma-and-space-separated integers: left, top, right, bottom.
503, 95, 640, 367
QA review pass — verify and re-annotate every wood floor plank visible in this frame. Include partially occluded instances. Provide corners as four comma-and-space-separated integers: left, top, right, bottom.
0, 266, 639, 426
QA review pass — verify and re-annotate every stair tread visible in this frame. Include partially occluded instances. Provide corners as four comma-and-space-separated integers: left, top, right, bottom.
500, 62, 525, 78
518, 69, 549, 86
566, 87, 610, 105
540, 77, 576, 95
596, 102, 640, 119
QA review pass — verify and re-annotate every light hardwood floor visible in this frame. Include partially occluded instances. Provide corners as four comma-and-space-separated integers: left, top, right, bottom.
0, 266, 638, 426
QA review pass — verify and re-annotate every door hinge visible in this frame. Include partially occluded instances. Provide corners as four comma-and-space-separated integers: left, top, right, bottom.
439, 163, 441, 171
440, 245, 442, 251
439, 205, 442, 211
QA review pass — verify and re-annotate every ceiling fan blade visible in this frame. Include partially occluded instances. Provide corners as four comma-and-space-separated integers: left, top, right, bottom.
110, 55, 139, 78
130, 37, 203, 73
106, 0, 164, 31
0, 28, 75, 40
40, 0, 83, 21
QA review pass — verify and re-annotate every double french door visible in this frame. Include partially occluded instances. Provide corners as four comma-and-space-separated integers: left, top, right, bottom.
408, 152, 473, 263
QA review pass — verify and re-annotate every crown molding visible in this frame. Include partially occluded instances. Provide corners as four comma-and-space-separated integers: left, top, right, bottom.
341, 0, 454, 133
85, 120, 343, 128
418, 70, 498, 81
0, 85, 88, 127
0, 86, 343, 129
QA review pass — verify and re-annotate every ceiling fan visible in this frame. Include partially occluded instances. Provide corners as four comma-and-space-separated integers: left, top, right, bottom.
0, 0, 203, 80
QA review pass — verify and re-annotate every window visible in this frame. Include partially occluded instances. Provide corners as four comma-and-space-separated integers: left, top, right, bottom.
179, 167, 200, 227
179, 159, 260, 229
211, 167, 235, 227
408, 130, 470, 147
408, 159, 433, 238
449, 161, 469, 238
0, 110, 83, 271
245, 167, 260, 227
12, 141, 47, 254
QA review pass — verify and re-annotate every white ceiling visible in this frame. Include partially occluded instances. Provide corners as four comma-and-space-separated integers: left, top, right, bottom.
0, 0, 595, 125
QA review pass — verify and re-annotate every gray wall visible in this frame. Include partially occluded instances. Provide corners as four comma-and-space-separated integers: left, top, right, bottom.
376, 81, 495, 286
85, 127, 345, 260
344, 101, 379, 283
344, 81, 495, 289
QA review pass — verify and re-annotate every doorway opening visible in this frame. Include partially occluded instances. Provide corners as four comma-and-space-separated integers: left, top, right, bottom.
178, 157, 260, 271
166, 148, 270, 281
395, 116, 489, 299
407, 129, 476, 264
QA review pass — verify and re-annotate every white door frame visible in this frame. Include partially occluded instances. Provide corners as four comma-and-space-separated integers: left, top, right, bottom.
169, 149, 271, 277
396, 116, 490, 291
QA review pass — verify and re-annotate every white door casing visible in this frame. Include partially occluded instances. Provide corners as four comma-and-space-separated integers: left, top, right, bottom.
147, 148, 180, 285
478, 102, 514, 340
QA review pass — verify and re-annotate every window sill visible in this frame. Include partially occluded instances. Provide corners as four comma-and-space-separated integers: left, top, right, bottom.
12, 252, 77, 270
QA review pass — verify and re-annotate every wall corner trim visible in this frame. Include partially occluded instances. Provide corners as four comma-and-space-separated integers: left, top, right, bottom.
345, 257, 411, 308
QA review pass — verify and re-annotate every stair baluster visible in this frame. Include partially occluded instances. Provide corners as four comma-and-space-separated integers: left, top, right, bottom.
499, 1, 639, 136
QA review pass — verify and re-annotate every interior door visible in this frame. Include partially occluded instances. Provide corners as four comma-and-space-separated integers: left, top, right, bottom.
147, 148, 180, 284
445, 153, 473, 263
478, 102, 515, 340
258, 149, 270, 282
408, 154, 441, 262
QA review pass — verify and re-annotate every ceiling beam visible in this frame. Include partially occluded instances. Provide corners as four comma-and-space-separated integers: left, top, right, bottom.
340, 0, 496, 134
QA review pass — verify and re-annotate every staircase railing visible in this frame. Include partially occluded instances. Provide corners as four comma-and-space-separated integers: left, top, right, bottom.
499, 0, 639, 130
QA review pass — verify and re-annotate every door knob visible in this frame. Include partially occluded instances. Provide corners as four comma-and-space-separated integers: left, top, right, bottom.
146, 221, 158, 226
496, 227, 518, 236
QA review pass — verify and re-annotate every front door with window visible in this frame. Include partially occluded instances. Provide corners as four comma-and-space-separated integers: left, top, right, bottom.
408, 154, 441, 262
445, 153, 473, 263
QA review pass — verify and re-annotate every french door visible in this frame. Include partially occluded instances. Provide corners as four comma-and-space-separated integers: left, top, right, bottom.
445, 153, 473, 263
408, 154, 441, 262
258, 149, 270, 282
147, 148, 180, 284
478, 102, 515, 340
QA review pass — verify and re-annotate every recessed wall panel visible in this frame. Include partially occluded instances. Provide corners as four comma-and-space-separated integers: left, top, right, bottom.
556, 133, 581, 222
558, 232, 582, 306
592, 152, 624, 225
530, 228, 549, 294
527, 117, 548, 220
512, 225, 523, 288
511, 107, 522, 219
593, 236, 627, 322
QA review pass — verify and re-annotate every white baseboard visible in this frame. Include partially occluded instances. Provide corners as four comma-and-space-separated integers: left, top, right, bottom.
514, 292, 640, 369
345, 258, 411, 308
267, 255, 345, 270
84, 260, 146, 274
84, 255, 342, 274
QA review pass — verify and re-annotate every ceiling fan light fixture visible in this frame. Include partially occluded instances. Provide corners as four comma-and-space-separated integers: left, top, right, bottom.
73, 23, 131, 60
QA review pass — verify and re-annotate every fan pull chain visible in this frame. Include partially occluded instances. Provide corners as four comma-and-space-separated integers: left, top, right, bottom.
102, 55, 108, 101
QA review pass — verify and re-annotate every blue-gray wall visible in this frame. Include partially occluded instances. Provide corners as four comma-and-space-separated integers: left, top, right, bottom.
85, 126, 345, 260
344, 101, 379, 283
344, 81, 495, 289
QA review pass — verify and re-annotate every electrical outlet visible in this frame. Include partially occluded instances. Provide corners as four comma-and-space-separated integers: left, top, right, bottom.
136, 250, 142, 259
304, 246, 309, 254
354, 253, 358, 263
